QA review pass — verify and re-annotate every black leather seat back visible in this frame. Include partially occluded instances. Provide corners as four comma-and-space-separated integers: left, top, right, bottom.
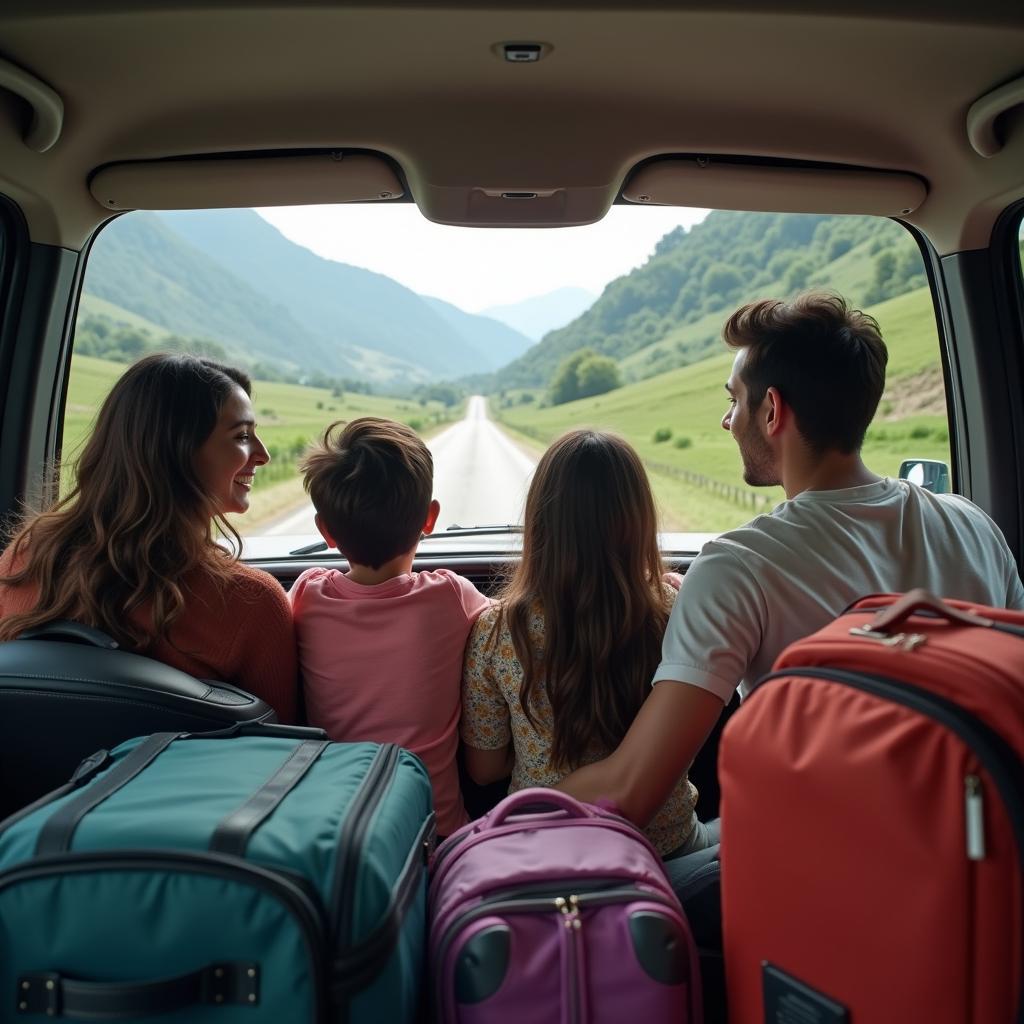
0, 621, 276, 819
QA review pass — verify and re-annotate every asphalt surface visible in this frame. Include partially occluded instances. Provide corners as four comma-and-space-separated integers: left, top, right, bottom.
264, 395, 537, 536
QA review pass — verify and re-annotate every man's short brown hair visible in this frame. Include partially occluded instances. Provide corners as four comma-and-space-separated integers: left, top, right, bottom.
301, 417, 433, 568
723, 292, 888, 455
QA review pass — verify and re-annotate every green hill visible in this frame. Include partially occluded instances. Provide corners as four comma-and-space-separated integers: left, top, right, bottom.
84, 213, 348, 378
80, 210, 533, 390
78, 294, 176, 338
495, 286, 950, 531
63, 354, 456, 523
496, 211, 926, 390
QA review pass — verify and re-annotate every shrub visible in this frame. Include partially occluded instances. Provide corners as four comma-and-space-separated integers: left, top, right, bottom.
576, 355, 622, 399
653, 427, 673, 443
674, 435, 693, 449
407, 418, 424, 432
910, 424, 931, 439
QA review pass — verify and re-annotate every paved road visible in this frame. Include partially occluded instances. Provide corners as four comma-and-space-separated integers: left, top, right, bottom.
265, 395, 537, 536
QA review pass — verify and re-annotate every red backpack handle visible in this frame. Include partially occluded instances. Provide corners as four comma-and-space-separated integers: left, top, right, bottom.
866, 588, 995, 634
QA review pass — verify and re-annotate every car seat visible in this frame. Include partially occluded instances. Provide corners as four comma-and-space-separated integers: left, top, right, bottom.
0, 619, 276, 819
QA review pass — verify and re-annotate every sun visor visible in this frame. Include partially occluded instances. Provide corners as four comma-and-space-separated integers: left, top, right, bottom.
89, 152, 404, 212
622, 159, 927, 217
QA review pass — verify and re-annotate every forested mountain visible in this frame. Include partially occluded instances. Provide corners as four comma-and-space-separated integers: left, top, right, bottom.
495, 212, 926, 389
81, 210, 533, 388
160, 210, 530, 378
84, 213, 349, 376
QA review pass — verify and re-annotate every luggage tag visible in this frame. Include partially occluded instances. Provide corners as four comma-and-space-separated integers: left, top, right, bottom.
762, 962, 849, 1023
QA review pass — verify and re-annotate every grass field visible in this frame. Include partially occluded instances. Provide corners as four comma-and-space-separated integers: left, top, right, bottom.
495, 286, 952, 531
60, 284, 952, 537
62, 355, 458, 530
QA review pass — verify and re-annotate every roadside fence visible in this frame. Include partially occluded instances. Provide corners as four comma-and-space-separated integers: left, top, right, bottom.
497, 419, 774, 513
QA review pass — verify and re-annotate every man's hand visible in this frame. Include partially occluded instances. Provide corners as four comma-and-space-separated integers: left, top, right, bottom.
556, 681, 724, 826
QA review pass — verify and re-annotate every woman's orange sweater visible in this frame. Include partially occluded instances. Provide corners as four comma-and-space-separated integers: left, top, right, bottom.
0, 543, 298, 723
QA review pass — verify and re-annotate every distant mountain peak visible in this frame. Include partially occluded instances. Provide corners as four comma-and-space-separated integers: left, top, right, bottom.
480, 286, 597, 341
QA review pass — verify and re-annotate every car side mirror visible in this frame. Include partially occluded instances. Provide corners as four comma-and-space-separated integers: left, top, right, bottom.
899, 458, 950, 493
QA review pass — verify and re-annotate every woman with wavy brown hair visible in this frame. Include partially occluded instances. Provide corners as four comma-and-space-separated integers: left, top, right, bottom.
0, 352, 297, 721
460, 429, 699, 856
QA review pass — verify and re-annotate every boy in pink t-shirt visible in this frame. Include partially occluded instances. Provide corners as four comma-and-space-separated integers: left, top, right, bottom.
289, 417, 489, 836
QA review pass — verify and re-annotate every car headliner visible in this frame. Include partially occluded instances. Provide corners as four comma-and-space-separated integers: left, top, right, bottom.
0, 1, 1022, 252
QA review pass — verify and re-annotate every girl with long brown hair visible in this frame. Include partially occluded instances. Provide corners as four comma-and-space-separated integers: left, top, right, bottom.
0, 352, 297, 721
460, 429, 698, 855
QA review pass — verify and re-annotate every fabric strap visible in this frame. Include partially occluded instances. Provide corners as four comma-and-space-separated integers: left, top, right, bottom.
209, 739, 330, 857
34, 732, 179, 857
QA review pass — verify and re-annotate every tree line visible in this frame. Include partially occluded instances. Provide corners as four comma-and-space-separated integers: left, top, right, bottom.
74, 312, 374, 395
495, 211, 929, 394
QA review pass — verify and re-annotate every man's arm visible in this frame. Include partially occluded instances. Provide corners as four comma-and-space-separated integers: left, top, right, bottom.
557, 540, 760, 825
556, 681, 724, 826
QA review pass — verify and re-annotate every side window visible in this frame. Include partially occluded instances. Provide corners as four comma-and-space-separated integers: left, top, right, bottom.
860, 222, 952, 501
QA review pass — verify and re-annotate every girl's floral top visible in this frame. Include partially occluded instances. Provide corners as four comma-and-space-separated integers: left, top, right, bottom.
460, 575, 697, 855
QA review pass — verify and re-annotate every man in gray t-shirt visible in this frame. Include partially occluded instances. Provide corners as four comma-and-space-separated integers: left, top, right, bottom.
558, 292, 1024, 846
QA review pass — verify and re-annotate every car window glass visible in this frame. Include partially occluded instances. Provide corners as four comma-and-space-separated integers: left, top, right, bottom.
64, 207, 950, 548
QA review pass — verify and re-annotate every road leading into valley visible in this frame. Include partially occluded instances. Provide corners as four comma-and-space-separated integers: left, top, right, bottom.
265, 396, 537, 536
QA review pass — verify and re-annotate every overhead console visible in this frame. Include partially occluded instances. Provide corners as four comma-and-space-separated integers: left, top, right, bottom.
413, 182, 614, 228
621, 156, 928, 218
409, 154, 930, 229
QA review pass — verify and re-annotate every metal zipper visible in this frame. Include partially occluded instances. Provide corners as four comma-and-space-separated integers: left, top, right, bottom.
847, 626, 928, 650
965, 774, 986, 860
558, 894, 583, 1024
434, 885, 679, 1021
428, 823, 472, 880
756, 667, 1024, 873
330, 812, 435, 996
0, 849, 326, 1021
330, 743, 400, 948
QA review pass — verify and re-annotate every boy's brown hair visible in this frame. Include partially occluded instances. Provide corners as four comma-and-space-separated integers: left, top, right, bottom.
301, 417, 433, 569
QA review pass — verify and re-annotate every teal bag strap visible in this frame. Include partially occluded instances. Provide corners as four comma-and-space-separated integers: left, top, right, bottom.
34, 732, 179, 856
209, 739, 330, 857
16, 962, 260, 1017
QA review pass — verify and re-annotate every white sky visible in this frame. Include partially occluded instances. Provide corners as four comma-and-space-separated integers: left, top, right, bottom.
256, 204, 710, 313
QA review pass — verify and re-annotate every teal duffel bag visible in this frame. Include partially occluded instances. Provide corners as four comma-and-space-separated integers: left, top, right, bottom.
0, 723, 435, 1022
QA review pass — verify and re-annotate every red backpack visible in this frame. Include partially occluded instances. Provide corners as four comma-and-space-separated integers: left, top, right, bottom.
720, 590, 1024, 1024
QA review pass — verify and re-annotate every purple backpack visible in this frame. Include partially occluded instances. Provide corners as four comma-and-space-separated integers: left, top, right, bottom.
428, 789, 702, 1023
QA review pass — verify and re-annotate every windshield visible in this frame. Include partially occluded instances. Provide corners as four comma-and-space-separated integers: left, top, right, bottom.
65, 204, 949, 555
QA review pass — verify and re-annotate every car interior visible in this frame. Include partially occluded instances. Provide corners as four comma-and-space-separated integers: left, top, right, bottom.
0, 0, 1023, 1019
